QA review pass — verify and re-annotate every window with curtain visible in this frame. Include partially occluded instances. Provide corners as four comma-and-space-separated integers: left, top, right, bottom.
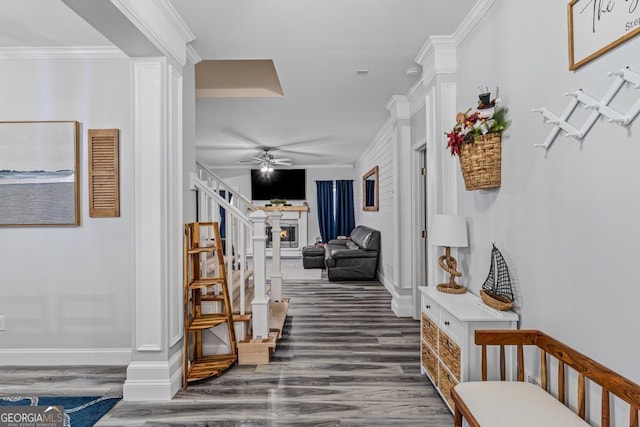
316, 180, 355, 243
335, 180, 355, 237
316, 180, 335, 243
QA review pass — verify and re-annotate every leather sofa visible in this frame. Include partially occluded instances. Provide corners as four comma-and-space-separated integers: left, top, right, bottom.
324, 225, 380, 281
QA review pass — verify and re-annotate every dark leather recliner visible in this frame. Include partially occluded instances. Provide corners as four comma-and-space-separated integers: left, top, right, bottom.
324, 225, 380, 281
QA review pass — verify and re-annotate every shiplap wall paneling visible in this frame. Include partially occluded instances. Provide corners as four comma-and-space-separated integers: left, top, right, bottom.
356, 128, 394, 285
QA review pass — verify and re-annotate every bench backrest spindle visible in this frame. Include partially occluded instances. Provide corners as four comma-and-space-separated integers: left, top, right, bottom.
602, 389, 610, 427
481, 344, 487, 381
499, 345, 506, 381
517, 344, 524, 381
578, 373, 586, 419
541, 350, 548, 391
558, 361, 566, 404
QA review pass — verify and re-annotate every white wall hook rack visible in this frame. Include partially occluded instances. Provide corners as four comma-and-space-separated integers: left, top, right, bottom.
533, 67, 640, 150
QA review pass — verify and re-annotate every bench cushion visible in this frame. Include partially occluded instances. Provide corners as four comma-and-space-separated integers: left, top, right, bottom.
454, 381, 590, 427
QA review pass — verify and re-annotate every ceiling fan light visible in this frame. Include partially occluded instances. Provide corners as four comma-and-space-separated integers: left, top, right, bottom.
267, 166, 274, 172
260, 165, 268, 172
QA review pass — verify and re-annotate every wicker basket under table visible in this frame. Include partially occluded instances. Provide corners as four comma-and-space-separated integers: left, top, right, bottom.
458, 132, 501, 191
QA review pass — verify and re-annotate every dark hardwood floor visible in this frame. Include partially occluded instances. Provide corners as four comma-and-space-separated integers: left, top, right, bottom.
0, 278, 452, 426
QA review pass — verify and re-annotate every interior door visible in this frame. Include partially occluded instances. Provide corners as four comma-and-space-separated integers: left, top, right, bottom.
421, 148, 428, 288
414, 147, 428, 318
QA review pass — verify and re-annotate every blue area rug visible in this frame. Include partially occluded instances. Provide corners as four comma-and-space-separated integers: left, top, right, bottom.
0, 395, 121, 427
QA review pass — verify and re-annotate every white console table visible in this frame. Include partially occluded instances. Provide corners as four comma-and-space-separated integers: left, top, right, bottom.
420, 286, 519, 411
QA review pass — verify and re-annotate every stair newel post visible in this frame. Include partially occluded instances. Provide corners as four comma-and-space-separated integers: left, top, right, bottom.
238, 223, 246, 315
269, 211, 283, 302
249, 209, 270, 339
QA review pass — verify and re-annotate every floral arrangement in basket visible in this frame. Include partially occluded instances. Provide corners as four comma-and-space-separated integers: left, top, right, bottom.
445, 89, 510, 156
445, 88, 511, 191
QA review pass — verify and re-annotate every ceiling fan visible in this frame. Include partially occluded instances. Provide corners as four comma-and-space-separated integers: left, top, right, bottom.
240, 147, 292, 172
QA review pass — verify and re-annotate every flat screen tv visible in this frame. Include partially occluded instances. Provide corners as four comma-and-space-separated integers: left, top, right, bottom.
251, 169, 306, 201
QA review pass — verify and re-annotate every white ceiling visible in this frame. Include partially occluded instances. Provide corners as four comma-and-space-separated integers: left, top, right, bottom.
0, 0, 111, 47
0, 0, 475, 168
171, 0, 474, 168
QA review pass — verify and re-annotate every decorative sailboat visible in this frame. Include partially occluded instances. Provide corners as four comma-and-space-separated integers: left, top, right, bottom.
480, 244, 514, 311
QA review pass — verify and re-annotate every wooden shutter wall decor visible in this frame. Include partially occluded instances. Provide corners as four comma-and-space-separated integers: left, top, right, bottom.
88, 129, 120, 217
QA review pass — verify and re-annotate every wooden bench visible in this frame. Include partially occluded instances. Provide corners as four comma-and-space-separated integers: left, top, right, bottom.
451, 330, 640, 427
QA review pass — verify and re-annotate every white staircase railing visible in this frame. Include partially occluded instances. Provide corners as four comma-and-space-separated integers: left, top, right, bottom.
192, 162, 282, 340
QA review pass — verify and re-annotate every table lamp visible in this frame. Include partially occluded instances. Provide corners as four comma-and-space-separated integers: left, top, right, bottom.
430, 214, 468, 294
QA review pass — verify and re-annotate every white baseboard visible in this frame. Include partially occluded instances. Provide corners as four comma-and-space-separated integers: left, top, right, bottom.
391, 292, 414, 317
377, 270, 414, 317
377, 269, 394, 293
0, 348, 131, 366
122, 351, 182, 401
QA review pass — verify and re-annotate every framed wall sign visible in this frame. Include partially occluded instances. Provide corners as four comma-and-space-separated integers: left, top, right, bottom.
0, 121, 80, 226
568, 0, 640, 70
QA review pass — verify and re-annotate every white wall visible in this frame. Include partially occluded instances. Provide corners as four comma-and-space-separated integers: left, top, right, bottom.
182, 61, 197, 223
212, 167, 355, 245
212, 168, 251, 202
456, 0, 640, 393
0, 58, 134, 362
355, 124, 394, 285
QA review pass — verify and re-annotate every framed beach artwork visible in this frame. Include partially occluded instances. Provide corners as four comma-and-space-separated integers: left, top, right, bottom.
0, 121, 80, 226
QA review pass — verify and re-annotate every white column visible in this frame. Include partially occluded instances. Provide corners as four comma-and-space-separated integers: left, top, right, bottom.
386, 95, 414, 317
123, 58, 183, 401
415, 35, 461, 298
298, 209, 308, 251
249, 210, 270, 339
269, 211, 283, 302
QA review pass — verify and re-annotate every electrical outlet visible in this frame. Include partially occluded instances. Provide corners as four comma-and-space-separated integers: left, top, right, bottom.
0, 315, 5, 331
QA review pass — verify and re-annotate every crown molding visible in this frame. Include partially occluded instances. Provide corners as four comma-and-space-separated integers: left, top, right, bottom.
386, 95, 411, 121
0, 46, 126, 59
112, 0, 194, 67
453, 0, 496, 46
363, 1, 497, 168
413, 0, 495, 88
111, 0, 179, 64
414, 35, 457, 80
415, 35, 456, 68
186, 44, 201, 64
154, 0, 196, 43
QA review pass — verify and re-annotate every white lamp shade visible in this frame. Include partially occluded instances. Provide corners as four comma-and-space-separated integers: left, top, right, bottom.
430, 214, 468, 247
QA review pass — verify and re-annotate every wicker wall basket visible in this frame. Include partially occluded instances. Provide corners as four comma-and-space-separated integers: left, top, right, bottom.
458, 132, 501, 191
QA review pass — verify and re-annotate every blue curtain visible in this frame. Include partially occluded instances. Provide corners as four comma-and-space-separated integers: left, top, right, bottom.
219, 190, 232, 238
335, 180, 355, 237
316, 180, 335, 243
